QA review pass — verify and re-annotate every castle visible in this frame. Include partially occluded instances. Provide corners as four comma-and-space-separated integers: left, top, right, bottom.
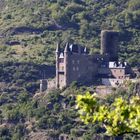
55, 30, 134, 89
39, 30, 135, 92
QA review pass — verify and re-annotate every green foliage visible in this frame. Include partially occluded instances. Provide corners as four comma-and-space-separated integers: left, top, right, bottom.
1, 1, 140, 138
128, 0, 140, 11
1, 82, 140, 139
76, 92, 140, 136
0, 127, 10, 138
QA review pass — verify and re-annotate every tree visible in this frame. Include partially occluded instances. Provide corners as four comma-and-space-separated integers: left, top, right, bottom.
76, 92, 140, 136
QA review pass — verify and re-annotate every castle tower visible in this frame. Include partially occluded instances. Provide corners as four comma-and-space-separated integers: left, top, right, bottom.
64, 43, 70, 87
101, 30, 119, 61
55, 42, 70, 89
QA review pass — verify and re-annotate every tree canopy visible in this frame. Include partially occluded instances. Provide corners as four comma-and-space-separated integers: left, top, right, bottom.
76, 92, 140, 136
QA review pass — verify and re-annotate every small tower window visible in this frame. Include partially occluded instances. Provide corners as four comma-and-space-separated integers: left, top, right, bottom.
59, 58, 64, 63
77, 67, 79, 71
61, 66, 64, 71
73, 67, 75, 71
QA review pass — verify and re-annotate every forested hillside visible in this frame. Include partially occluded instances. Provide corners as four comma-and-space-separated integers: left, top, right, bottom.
1, 82, 140, 140
0, 0, 140, 65
0, 0, 140, 140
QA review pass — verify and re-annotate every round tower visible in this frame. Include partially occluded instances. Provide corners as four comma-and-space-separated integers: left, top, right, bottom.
101, 30, 119, 61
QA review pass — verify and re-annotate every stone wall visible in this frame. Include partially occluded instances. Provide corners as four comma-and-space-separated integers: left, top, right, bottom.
102, 78, 124, 87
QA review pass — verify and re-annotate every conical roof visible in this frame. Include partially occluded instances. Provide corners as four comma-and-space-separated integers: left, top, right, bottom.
56, 42, 60, 53
64, 42, 70, 52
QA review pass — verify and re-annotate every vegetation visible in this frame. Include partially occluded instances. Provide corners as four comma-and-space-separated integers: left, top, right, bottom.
0, 61, 55, 100
76, 92, 140, 136
0, 82, 140, 139
0, 0, 140, 139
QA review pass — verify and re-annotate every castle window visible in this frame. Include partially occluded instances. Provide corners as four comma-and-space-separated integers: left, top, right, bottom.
61, 66, 64, 71
59, 58, 64, 63
77, 60, 80, 64
77, 67, 79, 71
73, 67, 75, 71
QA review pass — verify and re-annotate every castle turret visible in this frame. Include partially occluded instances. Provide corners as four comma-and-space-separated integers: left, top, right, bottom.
56, 42, 60, 53
64, 43, 70, 86
56, 42, 60, 88
101, 30, 119, 61
64, 42, 70, 52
